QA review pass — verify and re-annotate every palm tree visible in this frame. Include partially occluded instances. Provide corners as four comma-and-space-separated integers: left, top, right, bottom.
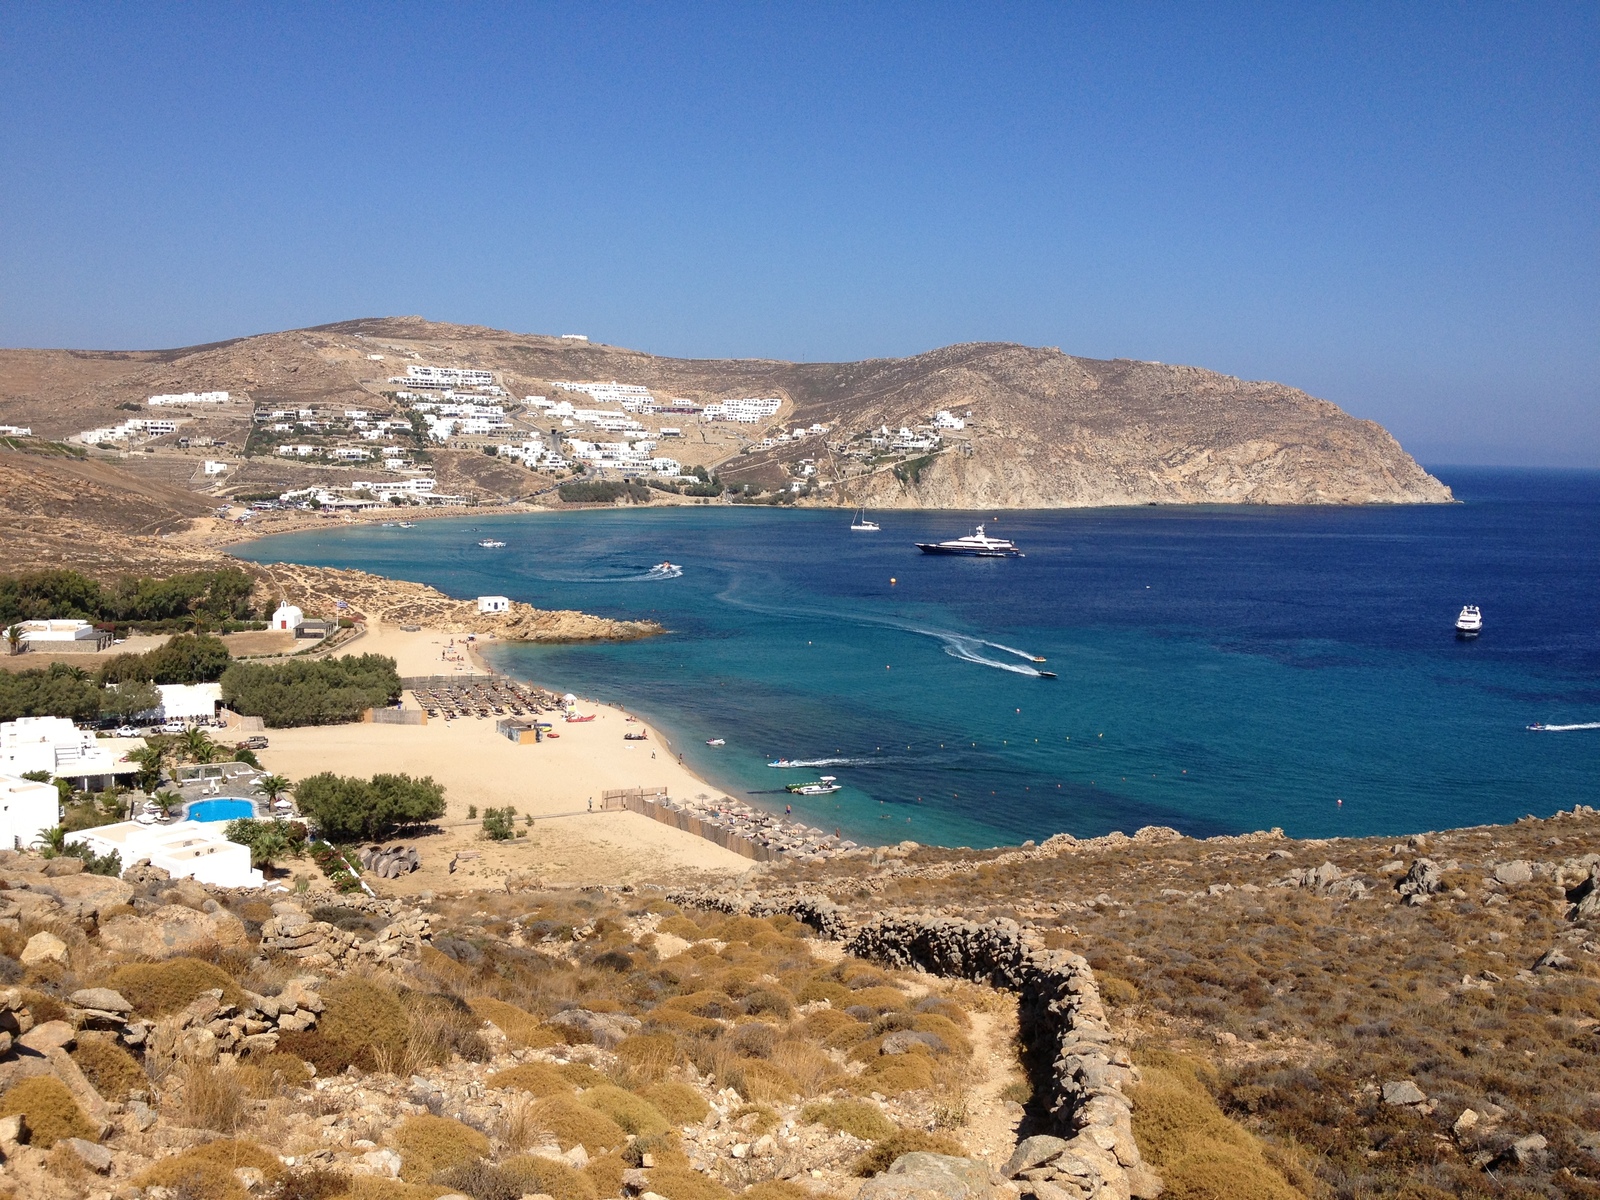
254, 774, 292, 807
127, 744, 167, 792
177, 727, 217, 765
152, 790, 183, 820
4, 625, 22, 656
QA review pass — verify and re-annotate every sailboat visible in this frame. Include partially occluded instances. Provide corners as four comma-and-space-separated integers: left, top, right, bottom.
850, 507, 880, 532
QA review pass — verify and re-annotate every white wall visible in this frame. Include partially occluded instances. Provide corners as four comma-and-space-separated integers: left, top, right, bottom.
0, 776, 58, 851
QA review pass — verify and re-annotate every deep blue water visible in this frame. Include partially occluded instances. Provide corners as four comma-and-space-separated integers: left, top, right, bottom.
235, 468, 1600, 848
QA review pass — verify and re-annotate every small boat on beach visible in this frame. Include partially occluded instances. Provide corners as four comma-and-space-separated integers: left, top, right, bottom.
623, 731, 648, 741
478, 539, 506, 548
915, 525, 1023, 557
565, 713, 595, 723
706, 738, 726, 746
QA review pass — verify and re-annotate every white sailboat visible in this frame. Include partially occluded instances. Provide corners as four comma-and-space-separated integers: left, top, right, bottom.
850, 507, 880, 532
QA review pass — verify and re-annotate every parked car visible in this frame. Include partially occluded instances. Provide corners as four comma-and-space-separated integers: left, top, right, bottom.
113, 726, 139, 738
242, 735, 269, 750
161, 721, 187, 734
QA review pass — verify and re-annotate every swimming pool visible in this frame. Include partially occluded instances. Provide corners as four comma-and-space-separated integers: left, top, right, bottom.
185, 798, 256, 822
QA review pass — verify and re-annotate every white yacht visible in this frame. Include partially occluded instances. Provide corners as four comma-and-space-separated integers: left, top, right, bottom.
1455, 605, 1482, 638
478, 539, 506, 548
850, 507, 880, 532
915, 524, 1023, 557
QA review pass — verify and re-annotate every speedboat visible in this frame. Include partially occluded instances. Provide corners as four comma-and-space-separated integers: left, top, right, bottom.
398, 522, 415, 528
786, 775, 840, 795
767, 758, 796, 768
706, 738, 726, 747
478, 539, 506, 548
850, 507, 880, 532
654, 562, 678, 572
915, 524, 1023, 557
1455, 605, 1482, 638
1037, 671, 1057, 679
1528, 723, 1546, 731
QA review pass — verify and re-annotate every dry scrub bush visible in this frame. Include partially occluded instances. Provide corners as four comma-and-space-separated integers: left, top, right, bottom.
853, 1053, 936, 1096
384, 990, 488, 1074
0, 1077, 97, 1147
797, 978, 853, 1006
732, 1057, 802, 1102
648, 1163, 737, 1200
801, 1099, 897, 1141
584, 1150, 630, 1197
745, 1183, 844, 1200
614, 1032, 680, 1080
657, 915, 704, 940
769, 1039, 842, 1096
133, 1138, 284, 1200
647, 1007, 724, 1037
732, 1104, 780, 1136
842, 986, 908, 1015
644, 1080, 710, 1124
307, 975, 409, 1073
99, 957, 245, 1016
501, 1152, 600, 1200
69, 1031, 147, 1100
334, 1181, 453, 1200
528, 1094, 629, 1153
1129, 1053, 1302, 1200
487, 1061, 575, 1097
172, 1056, 249, 1133
468, 995, 560, 1048
851, 1128, 967, 1175
236, 1050, 312, 1097
389, 1113, 490, 1182
15, 987, 66, 1025
580, 1083, 671, 1136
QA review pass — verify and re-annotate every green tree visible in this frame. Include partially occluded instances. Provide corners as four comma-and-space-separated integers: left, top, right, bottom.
293, 771, 445, 842
481, 806, 516, 841
127, 745, 167, 792
224, 817, 306, 870
99, 679, 160, 722
254, 773, 291, 806
4, 625, 21, 656
177, 727, 218, 764
220, 655, 401, 728
98, 634, 231, 685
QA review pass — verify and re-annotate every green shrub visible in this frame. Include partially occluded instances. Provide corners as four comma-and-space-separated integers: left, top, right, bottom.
295, 771, 445, 842
220, 653, 401, 727
99, 633, 232, 685
558, 480, 652, 505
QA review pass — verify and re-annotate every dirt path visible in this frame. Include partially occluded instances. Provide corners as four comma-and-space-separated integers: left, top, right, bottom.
954, 993, 1027, 1166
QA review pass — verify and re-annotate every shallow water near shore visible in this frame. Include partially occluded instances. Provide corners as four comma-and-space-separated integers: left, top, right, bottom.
236, 468, 1600, 848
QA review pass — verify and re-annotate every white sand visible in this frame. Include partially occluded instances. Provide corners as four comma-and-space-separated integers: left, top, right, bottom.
255, 622, 754, 893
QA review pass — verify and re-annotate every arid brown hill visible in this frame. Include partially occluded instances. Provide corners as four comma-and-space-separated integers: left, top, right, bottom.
0, 316, 1450, 507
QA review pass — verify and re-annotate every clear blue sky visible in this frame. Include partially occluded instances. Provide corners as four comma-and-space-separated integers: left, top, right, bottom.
2, 4, 1595, 466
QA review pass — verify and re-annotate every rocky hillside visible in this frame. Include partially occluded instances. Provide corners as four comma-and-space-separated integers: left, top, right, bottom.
0, 318, 1450, 508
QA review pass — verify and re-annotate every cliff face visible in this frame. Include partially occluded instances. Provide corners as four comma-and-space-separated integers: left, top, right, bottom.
0, 319, 1451, 508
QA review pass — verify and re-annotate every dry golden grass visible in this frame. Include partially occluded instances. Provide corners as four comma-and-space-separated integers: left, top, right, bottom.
468, 995, 562, 1048
614, 1032, 680, 1080
133, 1139, 285, 1200
1130, 1053, 1305, 1200
801, 1099, 897, 1141
580, 1083, 671, 1137
528, 1094, 629, 1153
0, 1077, 96, 1148
68, 1031, 147, 1100
389, 1114, 490, 1182
172, 1057, 249, 1133
99, 957, 246, 1016
333, 1181, 454, 1200
643, 1079, 711, 1125
486, 1061, 575, 1097
501, 1153, 600, 1200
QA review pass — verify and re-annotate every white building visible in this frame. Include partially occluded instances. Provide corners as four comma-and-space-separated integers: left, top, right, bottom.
67, 820, 262, 889
0, 775, 58, 851
0, 426, 32, 437
0, 718, 140, 790
552, 381, 656, 412
702, 397, 782, 423
560, 334, 589, 342
158, 683, 223, 724
277, 445, 317, 457
933, 410, 966, 431
148, 391, 230, 406
203, 460, 228, 476
394, 365, 495, 390
11, 619, 101, 646
477, 596, 510, 614
271, 604, 304, 632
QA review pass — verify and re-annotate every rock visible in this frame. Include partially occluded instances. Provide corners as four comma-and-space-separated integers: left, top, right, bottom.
276, 1009, 315, 1033
69, 988, 132, 1015
1510, 1133, 1548, 1165
356, 1148, 402, 1178
39, 873, 134, 916
545, 1007, 641, 1048
1003, 1136, 1071, 1178
1126, 1163, 1165, 1198
562, 1143, 589, 1168
1453, 1109, 1479, 1137
19, 931, 68, 967
1396, 858, 1443, 897
277, 979, 324, 1013
881, 1030, 944, 1055
0, 1112, 27, 1148
18, 1020, 75, 1054
857, 1152, 996, 1200
125, 1100, 157, 1132
1494, 860, 1534, 886
235, 1166, 267, 1191
99, 905, 229, 957
1535, 947, 1576, 972
40, 857, 84, 877
1382, 1080, 1426, 1107
60, 1136, 112, 1173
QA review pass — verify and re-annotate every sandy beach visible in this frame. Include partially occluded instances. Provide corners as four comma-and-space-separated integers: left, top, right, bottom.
255, 620, 756, 893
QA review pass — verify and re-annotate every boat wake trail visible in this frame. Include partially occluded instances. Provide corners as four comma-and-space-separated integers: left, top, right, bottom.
932, 633, 1043, 677
768, 756, 914, 768
1531, 722, 1600, 732
543, 564, 683, 584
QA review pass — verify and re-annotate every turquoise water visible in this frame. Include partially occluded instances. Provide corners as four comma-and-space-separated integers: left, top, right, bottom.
186, 798, 256, 822
235, 468, 1600, 848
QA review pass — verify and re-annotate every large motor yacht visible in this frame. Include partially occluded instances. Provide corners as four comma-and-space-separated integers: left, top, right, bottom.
914, 525, 1024, 557
1455, 605, 1482, 638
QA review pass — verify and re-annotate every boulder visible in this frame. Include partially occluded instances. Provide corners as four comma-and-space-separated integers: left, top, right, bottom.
99, 905, 231, 957
546, 1007, 641, 1048
1382, 1080, 1426, 1107
857, 1153, 996, 1200
1494, 861, 1534, 886
38, 873, 133, 916
40, 858, 84, 878
19, 931, 68, 968
1002, 1135, 1071, 1178
59, 1136, 112, 1173
69, 988, 132, 1015
1510, 1133, 1548, 1165
881, 1030, 945, 1055
1396, 859, 1443, 897
18, 1021, 74, 1054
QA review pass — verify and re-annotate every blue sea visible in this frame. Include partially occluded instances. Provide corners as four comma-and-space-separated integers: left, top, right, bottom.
234, 468, 1600, 848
